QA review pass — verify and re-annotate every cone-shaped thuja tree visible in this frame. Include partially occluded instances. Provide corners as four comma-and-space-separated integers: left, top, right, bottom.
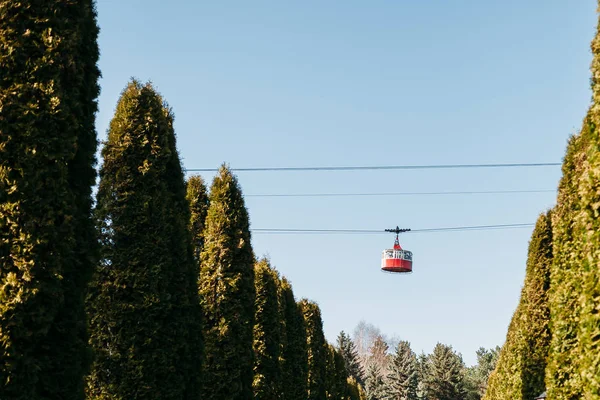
483, 306, 523, 400
483, 211, 553, 400
577, 7, 600, 396
325, 344, 350, 400
86, 81, 199, 400
200, 165, 255, 400
300, 299, 328, 400
186, 175, 209, 262
386, 341, 418, 400
281, 278, 308, 400
0, 1, 100, 398
545, 119, 591, 399
338, 331, 365, 386
253, 258, 282, 400
519, 211, 553, 399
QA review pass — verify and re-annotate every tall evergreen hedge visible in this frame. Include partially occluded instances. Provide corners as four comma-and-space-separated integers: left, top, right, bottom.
186, 175, 209, 262
300, 299, 328, 400
0, 1, 100, 398
578, 6, 600, 395
200, 165, 255, 400
86, 81, 199, 400
280, 278, 308, 400
546, 119, 592, 399
484, 211, 553, 400
253, 258, 282, 400
326, 344, 350, 400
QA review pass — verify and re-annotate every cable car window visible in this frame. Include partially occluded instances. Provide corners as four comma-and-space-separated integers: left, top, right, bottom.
403, 251, 413, 261
385, 250, 393, 258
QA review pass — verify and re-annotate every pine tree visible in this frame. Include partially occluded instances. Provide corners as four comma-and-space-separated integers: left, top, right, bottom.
464, 347, 499, 400
186, 175, 209, 261
423, 343, 466, 400
200, 165, 255, 400
338, 331, 365, 386
368, 335, 390, 376
416, 353, 429, 400
86, 81, 199, 400
300, 299, 328, 400
365, 363, 387, 400
386, 341, 418, 400
0, 1, 100, 398
280, 278, 308, 400
253, 258, 282, 400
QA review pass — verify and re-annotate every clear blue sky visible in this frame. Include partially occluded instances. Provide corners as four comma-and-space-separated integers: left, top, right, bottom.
95, 0, 597, 365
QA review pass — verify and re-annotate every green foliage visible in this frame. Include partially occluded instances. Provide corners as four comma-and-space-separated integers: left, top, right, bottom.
416, 353, 429, 400
326, 344, 350, 400
300, 299, 328, 400
0, 0, 100, 398
365, 364, 386, 400
484, 211, 553, 400
253, 258, 282, 400
338, 331, 365, 386
280, 278, 308, 400
520, 212, 553, 399
546, 119, 592, 400
86, 81, 199, 400
368, 335, 390, 376
200, 165, 255, 400
423, 343, 466, 400
386, 341, 418, 400
348, 376, 367, 400
577, 16, 600, 394
186, 175, 209, 261
464, 347, 500, 400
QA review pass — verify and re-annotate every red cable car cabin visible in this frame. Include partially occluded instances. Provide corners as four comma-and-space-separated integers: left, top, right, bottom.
381, 237, 413, 273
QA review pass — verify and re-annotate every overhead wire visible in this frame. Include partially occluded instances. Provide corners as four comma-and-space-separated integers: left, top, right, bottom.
185, 162, 561, 173
252, 223, 535, 235
245, 189, 555, 198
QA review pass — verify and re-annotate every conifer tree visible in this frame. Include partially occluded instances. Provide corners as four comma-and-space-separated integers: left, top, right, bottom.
281, 278, 308, 400
253, 258, 282, 400
200, 165, 255, 400
300, 299, 328, 400
520, 212, 553, 399
546, 121, 591, 399
416, 353, 429, 400
577, 6, 600, 395
386, 341, 418, 400
338, 331, 365, 386
348, 376, 367, 400
464, 347, 499, 400
86, 81, 199, 400
483, 211, 552, 400
482, 307, 523, 400
365, 364, 386, 400
368, 335, 390, 376
423, 343, 465, 400
0, 1, 100, 398
326, 344, 350, 400
186, 175, 209, 261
